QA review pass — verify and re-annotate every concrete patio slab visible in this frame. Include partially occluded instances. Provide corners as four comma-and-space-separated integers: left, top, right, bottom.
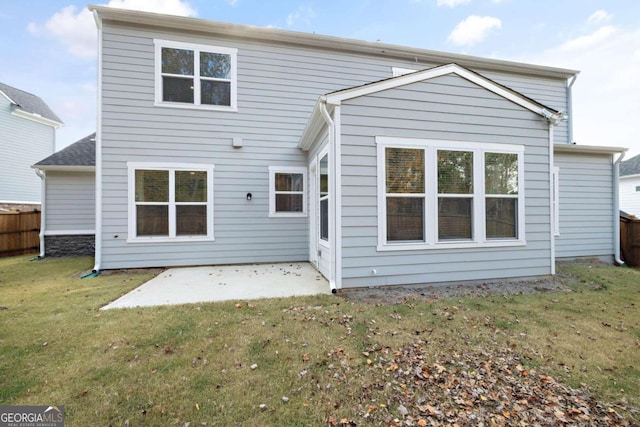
101, 262, 330, 309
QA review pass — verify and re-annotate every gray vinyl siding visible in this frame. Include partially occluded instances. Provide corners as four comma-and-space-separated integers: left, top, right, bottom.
339, 75, 552, 288
555, 152, 614, 259
99, 21, 566, 269
45, 171, 95, 233
0, 96, 55, 203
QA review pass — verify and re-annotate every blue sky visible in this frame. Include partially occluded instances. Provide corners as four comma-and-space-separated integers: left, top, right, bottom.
1, 0, 639, 156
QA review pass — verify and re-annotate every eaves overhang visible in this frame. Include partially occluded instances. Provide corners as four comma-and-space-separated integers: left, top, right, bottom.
31, 165, 95, 172
11, 107, 63, 128
554, 144, 627, 155
88, 5, 578, 80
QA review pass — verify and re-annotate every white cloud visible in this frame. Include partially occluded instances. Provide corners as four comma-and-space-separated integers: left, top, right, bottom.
522, 26, 640, 154
28, 0, 196, 59
286, 5, 316, 27
226, 0, 239, 5
558, 25, 616, 51
447, 15, 501, 46
436, 0, 472, 7
587, 10, 612, 25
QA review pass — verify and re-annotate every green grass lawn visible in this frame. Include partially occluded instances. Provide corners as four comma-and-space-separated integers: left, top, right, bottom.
1, 256, 638, 425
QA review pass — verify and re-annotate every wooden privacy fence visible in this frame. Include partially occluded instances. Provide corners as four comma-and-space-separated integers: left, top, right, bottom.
0, 211, 41, 257
621, 213, 640, 267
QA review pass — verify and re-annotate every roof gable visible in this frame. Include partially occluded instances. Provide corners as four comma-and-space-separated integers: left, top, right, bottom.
33, 133, 96, 169
324, 63, 562, 122
300, 63, 565, 150
0, 82, 63, 127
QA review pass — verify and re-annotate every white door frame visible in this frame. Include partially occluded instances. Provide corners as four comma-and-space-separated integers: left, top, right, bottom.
309, 146, 331, 279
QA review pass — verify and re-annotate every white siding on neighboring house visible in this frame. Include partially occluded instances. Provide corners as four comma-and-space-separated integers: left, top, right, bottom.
44, 171, 95, 234
0, 95, 55, 203
339, 75, 552, 287
620, 175, 640, 217
554, 152, 614, 259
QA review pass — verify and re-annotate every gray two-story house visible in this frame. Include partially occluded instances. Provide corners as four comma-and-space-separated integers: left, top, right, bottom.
82, 6, 624, 291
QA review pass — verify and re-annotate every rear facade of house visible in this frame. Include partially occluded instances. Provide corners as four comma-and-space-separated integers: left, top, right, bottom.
91, 6, 623, 290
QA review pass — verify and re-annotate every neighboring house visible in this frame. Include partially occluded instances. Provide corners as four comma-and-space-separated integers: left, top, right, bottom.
620, 154, 640, 217
83, 6, 625, 291
0, 82, 62, 204
32, 133, 96, 257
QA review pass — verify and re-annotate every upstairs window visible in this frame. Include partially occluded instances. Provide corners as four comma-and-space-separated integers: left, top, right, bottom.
154, 39, 237, 111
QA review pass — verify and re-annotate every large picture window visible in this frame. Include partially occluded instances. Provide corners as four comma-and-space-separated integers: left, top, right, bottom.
128, 163, 214, 242
154, 39, 237, 111
377, 137, 525, 250
268, 166, 307, 217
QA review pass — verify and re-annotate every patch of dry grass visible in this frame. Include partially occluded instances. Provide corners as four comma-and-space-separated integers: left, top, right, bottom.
0, 256, 638, 425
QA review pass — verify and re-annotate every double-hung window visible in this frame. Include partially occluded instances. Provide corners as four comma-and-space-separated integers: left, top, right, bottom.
128, 163, 214, 242
377, 137, 525, 250
154, 39, 237, 111
268, 166, 307, 217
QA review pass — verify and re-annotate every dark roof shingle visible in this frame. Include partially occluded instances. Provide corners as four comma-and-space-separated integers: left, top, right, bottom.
34, 133, 96, 167
0, 82, 62, 124
621, 154, 640, 177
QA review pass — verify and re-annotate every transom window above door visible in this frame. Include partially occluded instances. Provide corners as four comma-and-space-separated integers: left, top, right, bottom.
154, 39, 237, 111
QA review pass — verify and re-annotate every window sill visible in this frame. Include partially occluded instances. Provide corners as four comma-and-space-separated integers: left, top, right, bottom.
269, 212, 307, 218
377, 239, 526, 252
127, 236, 215, 244
154, 102, 238, 113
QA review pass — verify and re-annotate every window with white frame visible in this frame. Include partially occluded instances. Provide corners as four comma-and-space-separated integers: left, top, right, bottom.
154, 39, 237, 110
128, 163, 214, 242
377, 137, 525, 250
269, 166, 307, 217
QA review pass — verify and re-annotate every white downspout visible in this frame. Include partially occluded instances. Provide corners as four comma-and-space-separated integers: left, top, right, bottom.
548, 123, 556, 275
318, 100, 337, 294
614, 152, 625, 265
567, 75, 577, 143
92, 9, 103, 272
34, 169, 46, 258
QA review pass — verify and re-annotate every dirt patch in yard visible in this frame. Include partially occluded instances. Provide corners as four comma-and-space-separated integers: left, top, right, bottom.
339, 274, 575, 305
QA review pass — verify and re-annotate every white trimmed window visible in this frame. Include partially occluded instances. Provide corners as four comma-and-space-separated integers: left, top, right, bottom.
154, 39, 237, 111
127, 163, 214, 242
377, 137, 525, 250
269, 166, 307, 217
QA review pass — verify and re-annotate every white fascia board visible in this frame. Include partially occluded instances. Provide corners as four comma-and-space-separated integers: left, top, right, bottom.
45, 230, 96, 236
299, 98, 329, 150
323, 64, 550, 119
89, 6, 578, 80
554, 144, 628, 155
620, 174, 640, 180
11, 108, 62, 128
0, 89, 16, 104
32, 165, 95, 172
